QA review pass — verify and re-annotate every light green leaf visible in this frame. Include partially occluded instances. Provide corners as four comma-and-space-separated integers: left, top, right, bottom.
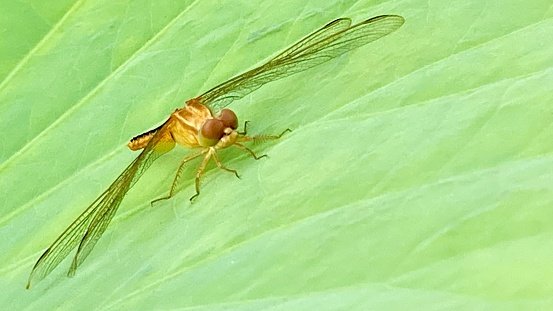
1, 0, 552, 310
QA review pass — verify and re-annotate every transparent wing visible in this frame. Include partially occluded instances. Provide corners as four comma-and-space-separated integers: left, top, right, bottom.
272, 18, 352, 61
194, 15, 404, 112
27, 124, 176, 289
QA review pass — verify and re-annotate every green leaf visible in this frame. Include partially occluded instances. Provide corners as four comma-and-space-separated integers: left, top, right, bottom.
1, 0, 552, 310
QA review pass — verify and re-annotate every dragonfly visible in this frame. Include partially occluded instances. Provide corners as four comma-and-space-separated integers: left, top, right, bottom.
26, 14, 404, 289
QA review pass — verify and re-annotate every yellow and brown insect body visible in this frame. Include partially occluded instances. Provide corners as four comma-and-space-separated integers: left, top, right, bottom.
128, 100, 240, 151
137, 101, 244, 203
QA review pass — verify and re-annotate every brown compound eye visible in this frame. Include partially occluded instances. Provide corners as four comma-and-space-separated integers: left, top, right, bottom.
219, 109, 238, 129
199, 119, 224, 146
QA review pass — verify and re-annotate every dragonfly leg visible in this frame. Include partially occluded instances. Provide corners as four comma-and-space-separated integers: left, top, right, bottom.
239, 128, 291, 142
237, 121, 250, 135
233, 128, 290, 159
190, 149, 214, 202
233, 142, 267, 160
234, 128, 291, 158
151, 149, 206, 206
211, 149, 240, 179
274, 128, 292, 138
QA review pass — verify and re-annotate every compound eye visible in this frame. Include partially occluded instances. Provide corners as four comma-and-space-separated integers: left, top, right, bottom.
199, 119, 224, 146
219, 109, 238, 129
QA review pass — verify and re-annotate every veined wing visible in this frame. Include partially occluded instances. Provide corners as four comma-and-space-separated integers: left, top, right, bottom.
26, 124, 176, 289
272, 18, 352, 62
194, 15, 404, 112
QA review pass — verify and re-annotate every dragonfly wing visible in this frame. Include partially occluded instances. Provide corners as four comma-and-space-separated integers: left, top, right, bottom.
196, 15, 404, 112
27, 124, 175, 288
69, 127, 175, 275
26, 193, 103, 288
272, 18, 352, 61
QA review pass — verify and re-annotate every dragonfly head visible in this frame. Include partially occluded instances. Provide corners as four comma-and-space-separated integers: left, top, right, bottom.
198, 109, 238, 147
